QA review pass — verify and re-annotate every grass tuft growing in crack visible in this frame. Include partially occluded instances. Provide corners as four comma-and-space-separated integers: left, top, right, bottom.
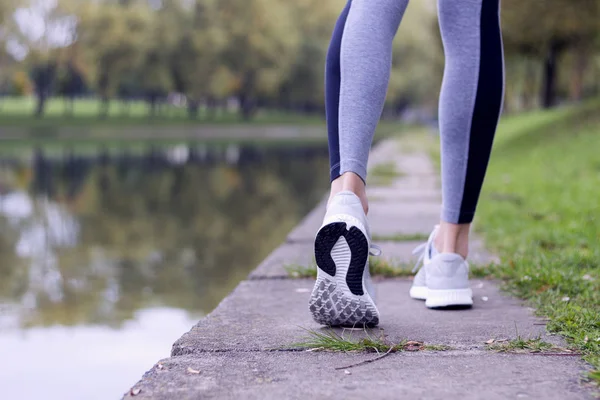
486, 336, 567, 354
284, 262, 317, 278
369, 258, 414, 277
285, 258, 414, 279
292, 328, 451, 353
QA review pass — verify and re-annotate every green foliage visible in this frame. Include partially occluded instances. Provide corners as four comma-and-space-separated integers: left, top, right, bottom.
477, 100, 600, 382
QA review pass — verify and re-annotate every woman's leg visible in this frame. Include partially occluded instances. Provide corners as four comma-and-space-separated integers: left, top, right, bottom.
325, 0, 409, 214
311, 0, 409, 327
435, 0, 505, 257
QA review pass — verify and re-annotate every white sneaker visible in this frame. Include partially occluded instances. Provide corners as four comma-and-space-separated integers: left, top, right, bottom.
409, 226, 439, 300
309, 191, 380, 327
410, 226, 473, 308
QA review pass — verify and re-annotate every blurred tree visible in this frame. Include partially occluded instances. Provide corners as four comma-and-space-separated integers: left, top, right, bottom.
76, 2, 152, 118
276, 0, 343, 113
215, 0, 300, 119
502, 0, 600, 108
55, 43, 88, 116
29, 53, 57, 117
137, 0, 183, 117
11, 70, 33, 95
0, 0, 20, 96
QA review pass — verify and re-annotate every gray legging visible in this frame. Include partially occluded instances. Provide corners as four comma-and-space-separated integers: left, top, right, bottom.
325, 0, 505, 224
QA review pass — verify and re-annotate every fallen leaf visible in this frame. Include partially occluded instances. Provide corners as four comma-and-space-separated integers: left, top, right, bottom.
485, 339, 495, 344
404, 341, 424, 351
344, 370, 351, 375
187, 367, 200, 374
130, 388, 141, 396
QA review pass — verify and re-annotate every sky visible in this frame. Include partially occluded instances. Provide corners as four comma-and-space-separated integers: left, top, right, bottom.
7, 0, 75, 60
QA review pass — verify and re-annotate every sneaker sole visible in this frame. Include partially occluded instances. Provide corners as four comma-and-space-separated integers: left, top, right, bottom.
425, 288, 473, 308
409, 286, 428, 301
309, 219, 379, 327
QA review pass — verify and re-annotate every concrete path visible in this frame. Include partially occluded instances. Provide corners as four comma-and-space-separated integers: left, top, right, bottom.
125, 137, 595, 399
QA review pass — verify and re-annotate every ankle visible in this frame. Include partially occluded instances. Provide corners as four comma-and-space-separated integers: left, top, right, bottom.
434, 221, 470, 259
329, 172, 369, 214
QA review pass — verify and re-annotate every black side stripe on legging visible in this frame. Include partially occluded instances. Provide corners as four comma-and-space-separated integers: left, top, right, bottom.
458, 0, 504, 223
325, 1, 352, 182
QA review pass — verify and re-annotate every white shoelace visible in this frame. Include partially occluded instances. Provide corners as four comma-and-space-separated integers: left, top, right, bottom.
411, 225, 439, 273
411, 242, 428, 273
369, 244, 382, 257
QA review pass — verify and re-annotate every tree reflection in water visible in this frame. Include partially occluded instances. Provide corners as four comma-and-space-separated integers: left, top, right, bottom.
0, 143, 328, 329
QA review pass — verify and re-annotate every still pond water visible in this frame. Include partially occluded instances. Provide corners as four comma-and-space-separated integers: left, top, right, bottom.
0, 143, 328, 399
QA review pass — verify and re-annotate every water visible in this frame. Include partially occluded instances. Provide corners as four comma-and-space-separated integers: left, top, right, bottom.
0, 143, 328, 400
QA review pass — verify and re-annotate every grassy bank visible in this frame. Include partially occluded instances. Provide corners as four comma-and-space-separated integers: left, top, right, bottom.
477, 100, 600, 382
0, 97, 325, 126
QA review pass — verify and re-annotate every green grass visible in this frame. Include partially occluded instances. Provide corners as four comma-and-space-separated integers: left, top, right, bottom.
477, 99, 600, 382
292, 328, 451, 353
368, 257, 414, 277
486, 335, 567, 354
371, 233, 429, 242
0, 96, 406, 134
284, 262, 318, 278
285, 258, 494, 280
0, 96, 324, 126
368, 162, 402, 186
0, 97, 407, 157
285, 257, 414, 279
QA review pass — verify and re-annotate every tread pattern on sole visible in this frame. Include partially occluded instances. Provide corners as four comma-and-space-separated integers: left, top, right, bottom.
314, 222, 348, 277
314, 222, 369, 296
344, 226, 368, 296
308, 278, 378, 327
311, 220, 377, 327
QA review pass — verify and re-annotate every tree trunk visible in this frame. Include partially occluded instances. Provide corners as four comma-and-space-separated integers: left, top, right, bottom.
239, 71, 257, 120
35, 91, 47, 118
206, 96, 217, 120
64, 97, 74, 117
148, 95, 157, 117
187, 99, 199, 119
541, 42, 560, 109
100, 96, 110, 119
121, 99, 131, 116
239, 93, 257, 120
